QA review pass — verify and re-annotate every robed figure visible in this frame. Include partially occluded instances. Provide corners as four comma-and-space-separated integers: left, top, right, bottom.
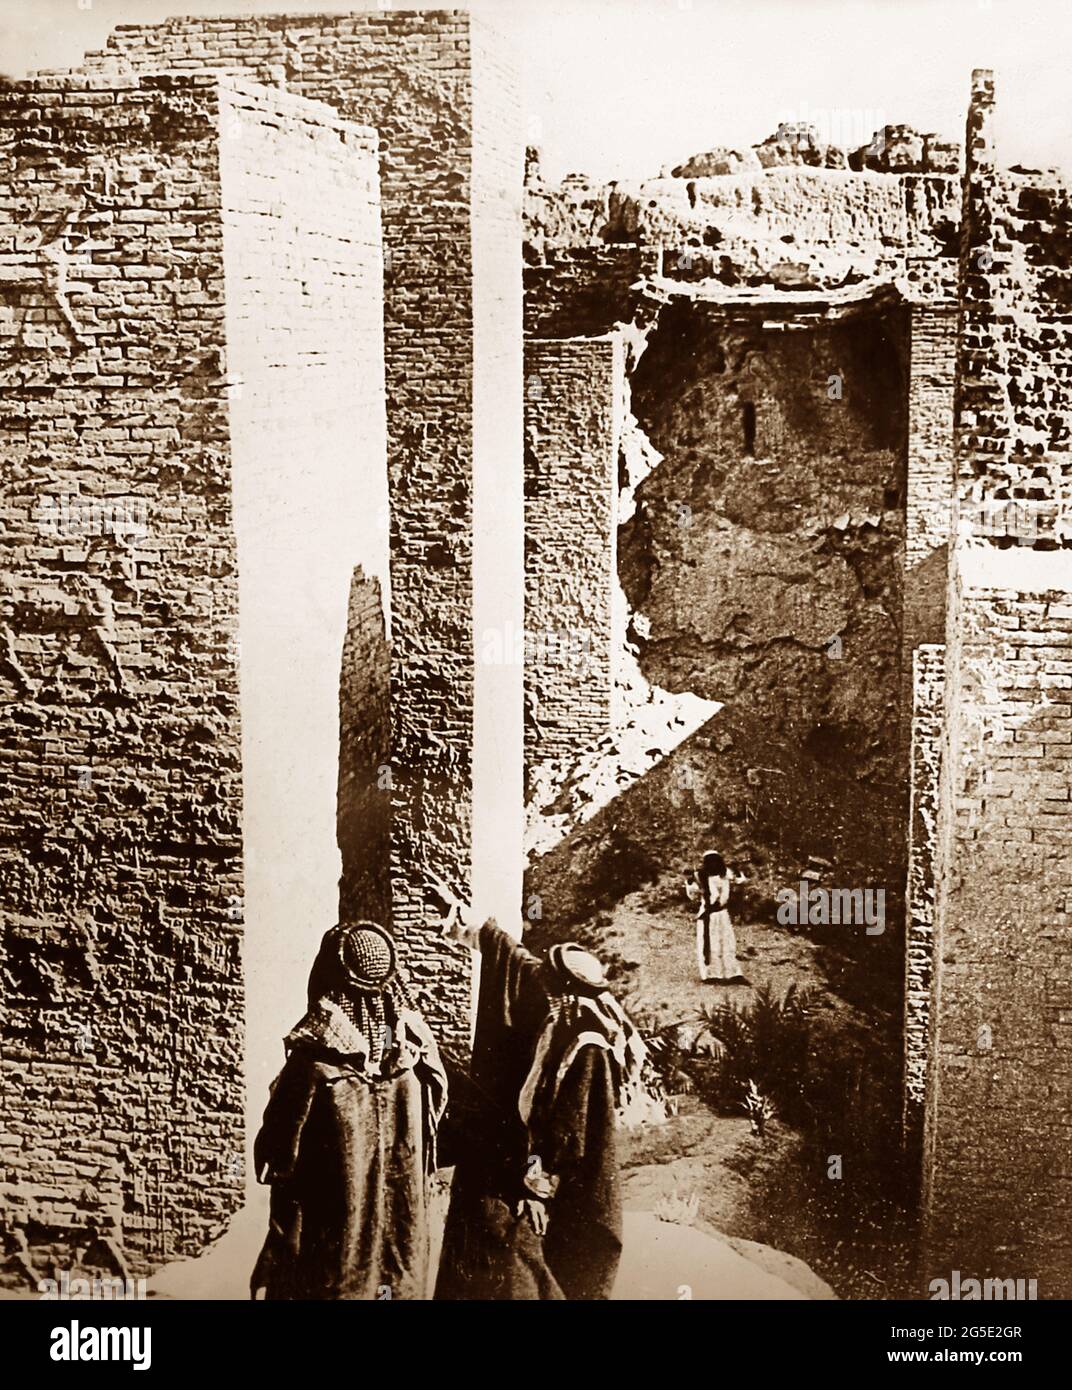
435, 915, 645, 1301
685, 848, 745, 983
251, 921, 447, 1300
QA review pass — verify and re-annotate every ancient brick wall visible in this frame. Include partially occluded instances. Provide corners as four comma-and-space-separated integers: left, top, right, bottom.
0, 64, 388, 1280
524, 246, 658, 339
0, 72, 244, 1278
904, 304, 957, 662
922, 71, 1072, 1297
904, 642, 943, 1150
527, 160, 960, 302
83, 11, 526, 1050
523, 337, 622, 774
620, 300, 909, 798
216, 78, 387, 1108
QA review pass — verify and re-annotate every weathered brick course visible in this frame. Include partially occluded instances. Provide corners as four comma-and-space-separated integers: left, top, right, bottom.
523, 336, 622, 774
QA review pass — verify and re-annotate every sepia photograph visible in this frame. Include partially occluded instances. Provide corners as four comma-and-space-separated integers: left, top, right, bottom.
0, 0, 1069, 1365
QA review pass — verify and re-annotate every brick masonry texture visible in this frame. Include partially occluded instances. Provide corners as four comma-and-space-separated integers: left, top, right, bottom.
0, 63, 388, 1281
0, 72, 245, 1278
955, 71, 1072, 540
922, 72, 1072, 1297
524, 247, 660, 340
905, 304, 958, 659
899, 303, 957, 785
523, 337, 622, 774
82, 11, 526, 1054
904, 643, 944, 1148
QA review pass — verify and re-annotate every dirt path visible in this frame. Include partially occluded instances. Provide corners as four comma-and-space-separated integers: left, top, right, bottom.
570, 870, 901, 1297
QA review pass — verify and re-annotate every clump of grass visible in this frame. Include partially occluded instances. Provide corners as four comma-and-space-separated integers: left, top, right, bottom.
695, 983, 813, 1121
741, 1078, 777, 1137
653, 1189, 701, 1226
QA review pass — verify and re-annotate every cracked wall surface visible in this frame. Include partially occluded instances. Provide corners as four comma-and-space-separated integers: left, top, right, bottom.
621, 299, 909, 804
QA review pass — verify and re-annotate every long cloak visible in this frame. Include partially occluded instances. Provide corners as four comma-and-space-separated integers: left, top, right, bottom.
252, 1004, 446, 1300
435, 923, 622, 1300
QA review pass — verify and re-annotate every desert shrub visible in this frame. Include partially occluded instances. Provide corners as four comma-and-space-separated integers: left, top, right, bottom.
694, 983, 813, 1120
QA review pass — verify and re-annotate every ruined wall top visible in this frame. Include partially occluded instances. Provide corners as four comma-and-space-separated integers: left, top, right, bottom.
956, 69, 1072, 550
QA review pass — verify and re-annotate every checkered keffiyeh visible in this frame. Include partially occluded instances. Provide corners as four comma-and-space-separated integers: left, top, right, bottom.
290, 922, 415, 1069
340, 927, 394, 988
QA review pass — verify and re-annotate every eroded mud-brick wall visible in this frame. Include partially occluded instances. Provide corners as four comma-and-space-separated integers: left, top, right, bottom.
0, 73, 243, 1277
621, 300, 910, 803
523, 336, 622, 773
84, 11, 526, 1049
524, 247, 659, 339
923, 71, 1072, 1297
904, 642, 944, 1149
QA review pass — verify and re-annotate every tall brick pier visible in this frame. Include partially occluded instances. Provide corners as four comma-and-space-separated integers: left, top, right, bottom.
921, 71, 1072, 1298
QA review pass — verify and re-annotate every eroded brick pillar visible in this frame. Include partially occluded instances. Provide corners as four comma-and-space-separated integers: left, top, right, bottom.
922, 70, 1072, 1298
901, 300, 956, 1158
83, 12, 526, 1050
0, 72, 247, 1277
523, 335, 622, 777
904, 643, 944, 1150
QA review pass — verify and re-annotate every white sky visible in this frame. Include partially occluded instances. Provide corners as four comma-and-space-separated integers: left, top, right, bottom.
1, 0, 1069, 180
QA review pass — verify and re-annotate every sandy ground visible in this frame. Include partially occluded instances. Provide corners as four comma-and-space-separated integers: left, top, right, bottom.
137, 1188, 832, 1301
587, 873, 891, 1296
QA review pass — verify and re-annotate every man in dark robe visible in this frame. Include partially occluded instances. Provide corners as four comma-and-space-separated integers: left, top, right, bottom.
434, 912, 645, 1301
250, 921, 447, 1300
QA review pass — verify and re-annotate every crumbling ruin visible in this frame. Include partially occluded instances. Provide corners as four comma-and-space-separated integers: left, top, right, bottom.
0, 9, 1069, 1300
1, 9, 523, 1281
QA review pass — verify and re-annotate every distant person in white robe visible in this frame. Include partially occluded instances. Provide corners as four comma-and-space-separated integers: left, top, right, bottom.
684, 849, 747, 984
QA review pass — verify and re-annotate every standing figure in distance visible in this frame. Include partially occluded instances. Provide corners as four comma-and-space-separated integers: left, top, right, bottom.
685, 848, 747, 984
250, 921, 447, 1300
